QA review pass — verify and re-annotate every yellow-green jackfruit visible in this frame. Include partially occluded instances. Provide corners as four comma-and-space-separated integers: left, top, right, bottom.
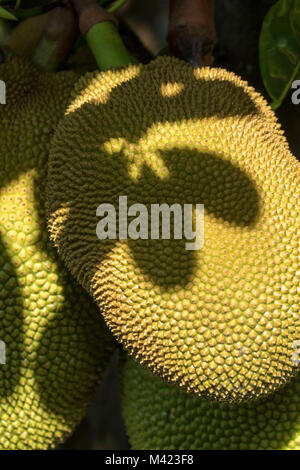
0, 48, 114, 450
121, 355, 300, 450
47, 56, 300, 403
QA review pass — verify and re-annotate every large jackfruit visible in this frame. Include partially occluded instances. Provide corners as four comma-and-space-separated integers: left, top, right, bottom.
121, 355, 300, 450
0, 48, 114, 450
47, 56, 300, 403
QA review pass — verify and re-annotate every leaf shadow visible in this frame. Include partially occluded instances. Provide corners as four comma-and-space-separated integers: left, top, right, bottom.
50, 67, 262, 292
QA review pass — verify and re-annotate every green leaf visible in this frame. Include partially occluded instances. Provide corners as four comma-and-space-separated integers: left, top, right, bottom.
16, 0, 50, 7
107, 0, 128, 13
16, 1, 72, 19
0, 6, 17, 21
259, 0, 300, 109
17, 6, 44, 18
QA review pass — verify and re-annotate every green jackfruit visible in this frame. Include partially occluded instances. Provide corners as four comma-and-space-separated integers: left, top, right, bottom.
0, 48, 114, 450
47, 56, 300, 403
3, 13, 48, 57
121, 355, 300, 450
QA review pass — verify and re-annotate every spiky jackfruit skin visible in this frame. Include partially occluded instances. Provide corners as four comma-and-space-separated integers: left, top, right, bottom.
0, 48, 114, 450
122, 356, 300, 450
47, 56, 300, 403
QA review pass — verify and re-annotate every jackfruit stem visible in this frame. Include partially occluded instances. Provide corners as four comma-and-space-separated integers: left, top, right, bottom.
71, 0, 134, 70
86, 21, 134, 70
32, 5, 78, 71
167, 0, 216, 67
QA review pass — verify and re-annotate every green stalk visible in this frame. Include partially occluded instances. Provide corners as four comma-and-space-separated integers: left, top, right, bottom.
72, 0, 134, 71
32, 6, 77, 71
86, 21, 134, 70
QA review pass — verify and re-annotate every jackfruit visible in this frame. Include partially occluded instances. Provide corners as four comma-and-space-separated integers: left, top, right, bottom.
3, 13, 49, 57
0, 48, 114, 450
121, 355, 300, 450
47, 56, 300, 403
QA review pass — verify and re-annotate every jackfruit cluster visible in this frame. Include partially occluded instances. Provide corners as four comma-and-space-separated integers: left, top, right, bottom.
121, 355, 300, 450
0, 48, 114, 450
47, 56, 300, 403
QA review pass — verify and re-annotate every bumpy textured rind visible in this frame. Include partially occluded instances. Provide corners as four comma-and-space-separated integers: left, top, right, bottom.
47, 56, 300, 403
0, 48, 114, 450
121, 356, 300, 450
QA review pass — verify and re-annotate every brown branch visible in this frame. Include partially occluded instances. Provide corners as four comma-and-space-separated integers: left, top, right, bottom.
32, 3, 78, 71
70, 0, 117, 37
167, 0, 216, 67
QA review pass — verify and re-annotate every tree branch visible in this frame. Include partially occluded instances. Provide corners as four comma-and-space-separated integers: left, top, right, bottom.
167, 0, 216, 67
